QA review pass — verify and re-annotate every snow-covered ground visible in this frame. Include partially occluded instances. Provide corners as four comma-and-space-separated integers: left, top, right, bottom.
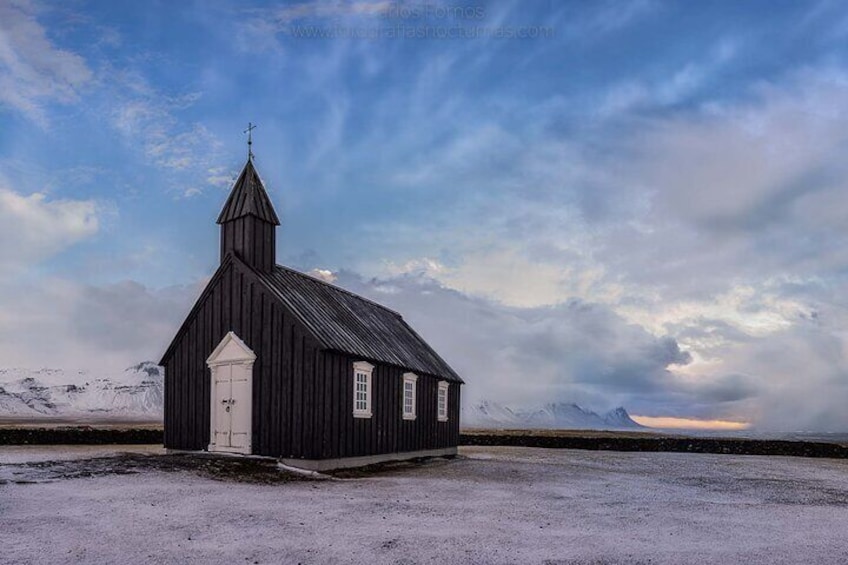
3, 446, 848, 563
0, 444, 165, 465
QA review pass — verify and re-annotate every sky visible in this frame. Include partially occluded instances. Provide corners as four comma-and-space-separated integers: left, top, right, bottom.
2, 0, 848, 430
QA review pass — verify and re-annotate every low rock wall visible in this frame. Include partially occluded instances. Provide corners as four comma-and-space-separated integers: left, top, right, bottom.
0, 427, 163, 445
460, 433, 848, 459
3, 427, 848, 459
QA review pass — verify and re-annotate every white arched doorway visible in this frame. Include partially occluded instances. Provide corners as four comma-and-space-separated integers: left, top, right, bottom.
206, 332, 254, 454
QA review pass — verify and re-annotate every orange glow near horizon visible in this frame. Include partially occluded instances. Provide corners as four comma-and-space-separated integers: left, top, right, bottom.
631, 415, 751, 430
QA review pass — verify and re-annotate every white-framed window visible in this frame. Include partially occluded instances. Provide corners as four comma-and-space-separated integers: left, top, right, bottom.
402, 372, 418, 420
353, 361, 374, 418
437, 381, 449, 422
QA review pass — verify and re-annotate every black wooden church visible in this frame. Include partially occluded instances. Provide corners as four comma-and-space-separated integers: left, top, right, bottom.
160, 155, 463, 469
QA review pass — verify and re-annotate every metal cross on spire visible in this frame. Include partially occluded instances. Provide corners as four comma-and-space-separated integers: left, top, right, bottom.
244, 122, 257, 161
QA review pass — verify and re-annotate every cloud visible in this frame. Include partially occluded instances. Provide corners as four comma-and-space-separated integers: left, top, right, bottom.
205, 166, 237, 189
0, 0, 93, 126
333, 270, 696, 412
337, 270, 848, 429
109, 84, 221, 178
307, 268, 337, 282
597, 38, 738, 116
383, 257, 447, 278
0, 257, 840, 430
712, 320, 848, 431
268, 1, 395, 25
0, 277, 200, 373
572, 69, 848, 349
632, 70, 848, 234
293, 62, 848, 429
2, 1, 847, 431
0, 187, 99, 276
559, 0, 659, 38
355, 65, 848, 323
234, 0, 401, 54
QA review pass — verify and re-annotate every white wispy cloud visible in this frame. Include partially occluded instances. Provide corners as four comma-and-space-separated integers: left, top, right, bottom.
383, 257, 447, 278
269, 1, 395, 25
597, 38, 739, 117
110, 85, 218, 171
323, 60, 848, 429
205, 166, 237, 189
3, 0, 847, 429
105, 73, 224, 193
0, 186, 100, 276
0, 0, 93, 126
559, 0, 659, 39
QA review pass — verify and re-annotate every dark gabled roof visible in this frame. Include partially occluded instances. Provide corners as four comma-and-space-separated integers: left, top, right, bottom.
217, 159, 280, 225
256, 264, 463, 383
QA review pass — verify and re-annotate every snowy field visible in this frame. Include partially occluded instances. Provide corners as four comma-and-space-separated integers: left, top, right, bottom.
2, 446, 848, 564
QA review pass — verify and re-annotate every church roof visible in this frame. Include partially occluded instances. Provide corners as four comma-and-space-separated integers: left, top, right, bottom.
216, 159, 281, 225
257, 264, 463, 383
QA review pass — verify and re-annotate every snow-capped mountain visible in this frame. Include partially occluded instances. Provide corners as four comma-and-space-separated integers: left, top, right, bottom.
0, 362, 163, 419
1, 364, 642, 430
602, 406, 641, 428
466, 400, 522, 427
462, 400, 644, 430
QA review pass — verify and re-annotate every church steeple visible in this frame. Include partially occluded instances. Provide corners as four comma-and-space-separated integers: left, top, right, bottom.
218, 159, 279, 273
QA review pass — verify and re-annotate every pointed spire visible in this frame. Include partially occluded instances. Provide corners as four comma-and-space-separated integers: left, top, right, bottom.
217, 159, 280, 225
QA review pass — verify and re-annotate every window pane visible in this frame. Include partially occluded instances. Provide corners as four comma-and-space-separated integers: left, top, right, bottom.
354, 370, 369, 413
438, 387, 447, 417
402, 378, 416, 417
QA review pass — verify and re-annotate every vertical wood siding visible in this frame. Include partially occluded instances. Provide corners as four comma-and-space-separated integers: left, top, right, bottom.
220, 217, 276, 273
163, 260, 319, 456
315, 351, 461, 458
164, 262, 462, 459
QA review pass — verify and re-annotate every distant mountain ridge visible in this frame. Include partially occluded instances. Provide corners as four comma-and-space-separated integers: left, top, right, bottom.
463, 400, 644, 430
1, 365, 643, 431
0, 362, 163, 419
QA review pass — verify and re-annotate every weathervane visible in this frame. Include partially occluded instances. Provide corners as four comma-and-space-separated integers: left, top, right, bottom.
244, 122, 257, 161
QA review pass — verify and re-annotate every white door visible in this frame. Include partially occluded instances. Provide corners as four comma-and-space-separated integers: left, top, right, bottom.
213, 365, 233, 448
211, 362, 252, 453
207, 332, 255, 455
228, 363, 251, 450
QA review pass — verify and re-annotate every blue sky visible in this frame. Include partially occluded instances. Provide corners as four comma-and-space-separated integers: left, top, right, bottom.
4, 0, 848, 429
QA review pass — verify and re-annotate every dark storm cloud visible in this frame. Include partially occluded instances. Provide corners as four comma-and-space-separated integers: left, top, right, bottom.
692, 374, 759, 404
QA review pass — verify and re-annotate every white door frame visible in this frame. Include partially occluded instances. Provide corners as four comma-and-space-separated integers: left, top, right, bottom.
206, 331, 255, 455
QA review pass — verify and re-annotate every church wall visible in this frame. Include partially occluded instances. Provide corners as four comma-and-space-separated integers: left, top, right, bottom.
310, 351, 462, 459
163, 258, 320, 456
163, 258, 462, 459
